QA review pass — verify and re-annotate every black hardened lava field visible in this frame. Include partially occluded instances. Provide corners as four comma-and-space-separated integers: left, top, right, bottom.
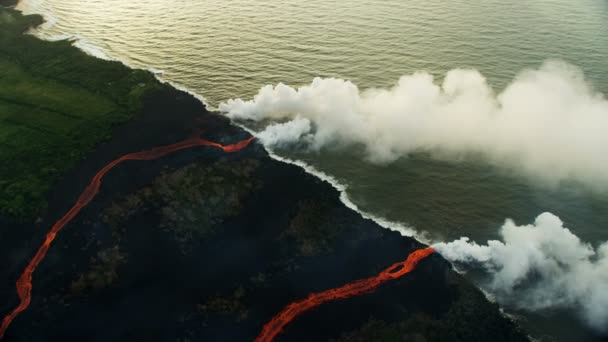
11, 0, 608, 342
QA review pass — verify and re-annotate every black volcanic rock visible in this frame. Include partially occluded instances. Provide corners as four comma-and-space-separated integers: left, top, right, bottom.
0, 0, 18, 7
0, 86, 528, 342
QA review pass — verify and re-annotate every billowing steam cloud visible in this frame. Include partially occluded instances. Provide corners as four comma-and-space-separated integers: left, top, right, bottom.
255, 116, 312, 147
220, 61, 608, 330
434, 213, 608, 332
220, 60, 608, 188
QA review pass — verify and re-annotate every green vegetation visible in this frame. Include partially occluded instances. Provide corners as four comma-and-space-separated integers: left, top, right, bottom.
285, 200, 337, 256
70, 246, 126, 293
0, 0, 18, 7
104, 159, 261, 253
333, 273, 525, 342
332, 317, 433, 342
198, 286, 249, 322
0, 7, 164, 220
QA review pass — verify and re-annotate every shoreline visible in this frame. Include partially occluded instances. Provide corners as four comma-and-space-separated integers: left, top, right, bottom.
0, 3, 530, 341
16, 0, 214, 110
5, 0, 433, 243
15, 0, 433, 244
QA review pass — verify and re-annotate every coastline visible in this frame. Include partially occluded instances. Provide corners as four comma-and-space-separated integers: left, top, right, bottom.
0, 4, 529, 341
16, 0, 432, 244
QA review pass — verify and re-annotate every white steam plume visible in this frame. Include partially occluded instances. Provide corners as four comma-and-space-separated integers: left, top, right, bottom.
256, 116, 312, 147
219, 60, 608, 189
434, 213, 608, 332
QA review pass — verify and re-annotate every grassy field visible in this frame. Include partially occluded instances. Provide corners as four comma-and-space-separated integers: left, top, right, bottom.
0, 7, 165, 220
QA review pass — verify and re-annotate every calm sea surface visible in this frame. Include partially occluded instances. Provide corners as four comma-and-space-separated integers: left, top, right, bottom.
16, 0, 608, 340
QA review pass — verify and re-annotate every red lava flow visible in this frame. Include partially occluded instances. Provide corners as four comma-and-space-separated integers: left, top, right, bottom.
0, 135, 254, 340
255, 247, 435, 342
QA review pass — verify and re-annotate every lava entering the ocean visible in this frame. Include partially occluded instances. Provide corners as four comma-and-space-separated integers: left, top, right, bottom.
255, 247, 434, 342
0, 135, 254, 340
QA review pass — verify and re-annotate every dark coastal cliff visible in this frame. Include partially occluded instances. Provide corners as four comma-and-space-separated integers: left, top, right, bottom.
0, 7, 528, 341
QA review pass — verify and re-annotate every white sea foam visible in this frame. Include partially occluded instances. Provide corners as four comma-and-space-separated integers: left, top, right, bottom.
72, 36, 113, 60
16, 1, 212, 108
271, 153, 425, 239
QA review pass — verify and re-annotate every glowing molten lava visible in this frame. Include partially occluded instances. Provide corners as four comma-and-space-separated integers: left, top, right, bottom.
255, 247, 435, 342
0, 135, 254, 340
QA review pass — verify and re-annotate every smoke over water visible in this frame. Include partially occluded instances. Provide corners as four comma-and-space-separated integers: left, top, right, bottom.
220, 60, 608, 189
220, 61, 608, 332
434, 213, 608, 332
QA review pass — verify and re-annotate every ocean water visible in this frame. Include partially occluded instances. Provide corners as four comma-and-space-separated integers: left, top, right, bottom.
15, 0, 608, 341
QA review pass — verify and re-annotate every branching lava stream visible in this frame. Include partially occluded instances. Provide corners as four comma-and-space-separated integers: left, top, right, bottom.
0, 135, 254, 340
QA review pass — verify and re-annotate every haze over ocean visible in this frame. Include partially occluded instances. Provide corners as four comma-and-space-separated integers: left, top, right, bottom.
17, 0, 608, 340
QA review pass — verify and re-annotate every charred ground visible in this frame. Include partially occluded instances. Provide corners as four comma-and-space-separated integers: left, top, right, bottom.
0, 6, 528, 342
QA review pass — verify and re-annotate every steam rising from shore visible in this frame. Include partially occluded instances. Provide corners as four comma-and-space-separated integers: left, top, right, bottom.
220, 61, 608, 189
434, 213, 608, 332
220, 63, 608, 330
